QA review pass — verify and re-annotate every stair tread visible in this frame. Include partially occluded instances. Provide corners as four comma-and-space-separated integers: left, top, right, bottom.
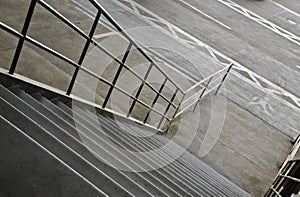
53, 100, 190, 196
34, 94, 167, 196
0, 85, 133, 196
0, 81, 250, 197
58, 102, 234, 196
9, 88, 156, 197
0, 115, 108, 197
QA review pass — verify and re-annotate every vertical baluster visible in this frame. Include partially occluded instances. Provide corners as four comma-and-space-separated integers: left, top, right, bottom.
127, 62, 154, 117
157, 88, 179, 130
67, 10, 102, 95
192, 76, 213, 112
215, 63, 234, 95
102, 42, 133, 108
143, 77, 168, 124
9, 0, 37, 74
166, 93, 186, 132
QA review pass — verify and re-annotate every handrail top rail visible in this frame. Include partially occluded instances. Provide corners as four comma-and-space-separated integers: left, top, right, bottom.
183, 63, 233, 95
87, 0, 184, 93
0, 0, 234, 132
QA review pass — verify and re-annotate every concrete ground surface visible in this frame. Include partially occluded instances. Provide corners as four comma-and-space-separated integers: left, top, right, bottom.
131, 0, 300, 97
85, 0, 300, 138
0, 0, 299, 196
169, 94, 291, 196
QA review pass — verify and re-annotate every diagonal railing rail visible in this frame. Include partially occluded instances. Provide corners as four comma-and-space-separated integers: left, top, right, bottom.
265, 134, 300, 196
0, 0, 232, 132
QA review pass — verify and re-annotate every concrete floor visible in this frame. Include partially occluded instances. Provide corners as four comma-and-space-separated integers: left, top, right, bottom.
169, 94, 291, 196
0, 0, 299, 196
131, 0, 300, 97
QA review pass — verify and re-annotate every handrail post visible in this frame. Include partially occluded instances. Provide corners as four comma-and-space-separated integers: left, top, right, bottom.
102, 42, 133, 108
127, 63, 154, 117
157, 88, 179, 129
166, 93, 186, 132
192, 76, 213, 112
215, 63, 234, 95
143, 78, 168, 124
9, 0, 37, 74
67, 10, 102, 95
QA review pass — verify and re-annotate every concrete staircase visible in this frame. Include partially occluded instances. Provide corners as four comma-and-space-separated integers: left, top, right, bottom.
0, 74, 250, 196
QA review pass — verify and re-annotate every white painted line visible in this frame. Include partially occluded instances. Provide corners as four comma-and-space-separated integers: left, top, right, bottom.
121, 0, 300, 109
94, 31, 118, 39
0, 116, 109, 197
75, 0, 300, 109
269, 0, 300, 19
72, 0, 120, 39
287, 19, 297, 25
129, 0, 140, 14
296, 65, 300, 69
266, 10, 286, 20
218, 0, 300, 45
178, 0, 232, 30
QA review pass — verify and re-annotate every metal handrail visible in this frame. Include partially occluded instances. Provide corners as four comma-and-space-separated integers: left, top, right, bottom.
0, 22, 172, 121
0, 0, 232, 132
167, 63, 233, 128
269, 187, 281, 197
184, 65, 230, 94
87, 0, 184, 94
265, 134, 300, 196
36, 0, 181, 107
279, 175, 300, 183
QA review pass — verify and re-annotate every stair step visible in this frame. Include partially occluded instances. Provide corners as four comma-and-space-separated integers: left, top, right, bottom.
114, 112, 242, 196
0, 77, 250, 196
32, 93, 165, 196
0, 85, 133, 196
54, 100, 189, 196
60, 103, 223, 196
87, 109, 242, 196
101, 113, 238, 196
0, 115, 107, 197
13, 88, 157, 196
69, 104, 204, 196
84, 109, 221, 196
